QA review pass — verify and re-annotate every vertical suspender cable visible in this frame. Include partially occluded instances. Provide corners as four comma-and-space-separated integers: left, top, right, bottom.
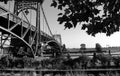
30, 9, 32, 44
21, 10, 23, 37
43, 15, 44, 33
0, 33, 3, 54
8, 1, 10, 29
43, 15, 45, 41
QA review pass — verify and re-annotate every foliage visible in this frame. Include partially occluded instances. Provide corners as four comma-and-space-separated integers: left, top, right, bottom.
0, 55, 42, 69
0, 0, 8, 4
40, 55, 91, 70
0, 55, 11, 68
51, 0, 120, 36
80, 44, 86, 50
112, 56, 120, 66
95, 53, 112, 66
95, 43, 102, 52
62, 55, 91, 69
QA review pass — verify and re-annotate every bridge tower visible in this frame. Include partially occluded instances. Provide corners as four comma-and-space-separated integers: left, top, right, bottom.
12, 0, 44, 57
53, 34, 62, 45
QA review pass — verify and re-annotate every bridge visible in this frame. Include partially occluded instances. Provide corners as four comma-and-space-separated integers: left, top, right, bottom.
0, 1, 62, 57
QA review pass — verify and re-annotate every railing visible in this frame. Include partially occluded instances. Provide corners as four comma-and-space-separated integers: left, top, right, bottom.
0, 68, 120, 76
1, 68, 120, 72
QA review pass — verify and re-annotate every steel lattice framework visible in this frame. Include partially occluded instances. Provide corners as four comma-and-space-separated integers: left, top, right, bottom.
0, 1, 61, 57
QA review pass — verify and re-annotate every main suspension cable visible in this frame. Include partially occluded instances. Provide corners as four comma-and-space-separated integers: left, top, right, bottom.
40, 5, 53, 37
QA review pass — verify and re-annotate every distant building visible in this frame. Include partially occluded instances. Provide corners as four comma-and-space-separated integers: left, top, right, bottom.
53, 34, 62, 44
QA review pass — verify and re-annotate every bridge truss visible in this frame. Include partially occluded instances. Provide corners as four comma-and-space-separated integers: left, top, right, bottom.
0, 0, 61, 57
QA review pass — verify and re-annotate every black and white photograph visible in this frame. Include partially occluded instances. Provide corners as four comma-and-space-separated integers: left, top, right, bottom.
0, 0, 120, 76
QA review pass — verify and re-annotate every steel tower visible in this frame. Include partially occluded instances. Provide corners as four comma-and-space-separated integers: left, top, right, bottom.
13, 0, 44, 57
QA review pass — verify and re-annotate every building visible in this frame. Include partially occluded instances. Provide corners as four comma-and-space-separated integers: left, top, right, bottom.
53, 34, 62, 44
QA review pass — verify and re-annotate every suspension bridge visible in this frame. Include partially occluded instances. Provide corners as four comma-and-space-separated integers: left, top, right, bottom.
0, 0, 62, 57
1, 1, 120, 76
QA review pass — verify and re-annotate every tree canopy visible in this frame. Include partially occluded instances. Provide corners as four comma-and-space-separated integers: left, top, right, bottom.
51, 0, 120, 36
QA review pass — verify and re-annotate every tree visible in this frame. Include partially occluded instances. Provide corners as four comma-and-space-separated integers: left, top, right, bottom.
80, 44, 86, 50
80, 44, 86, 54
51, 0, 120, 36
95, 43, 102, 52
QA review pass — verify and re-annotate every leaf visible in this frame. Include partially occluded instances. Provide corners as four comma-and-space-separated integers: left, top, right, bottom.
57, 15, 69, 24
82, 24, 87, 30
4, 1, 7, 4
94, 16, 101, 20
65, 9, 70, 15
93, 9, 100, 15
64, 22, 73, 29
102, 28, 107, 33
62, 3, 67, 7
72, 19, 77, 27
58, 13, 63, 16
58, 0, 63, 4
58, 5, 63, 10
57, 17, 64, 24
62, 15, 70, 21
51, 0, 57, 8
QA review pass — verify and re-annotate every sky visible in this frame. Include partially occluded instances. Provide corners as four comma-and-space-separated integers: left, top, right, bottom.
1, 0, 120, 48
42, 0, 120, 48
